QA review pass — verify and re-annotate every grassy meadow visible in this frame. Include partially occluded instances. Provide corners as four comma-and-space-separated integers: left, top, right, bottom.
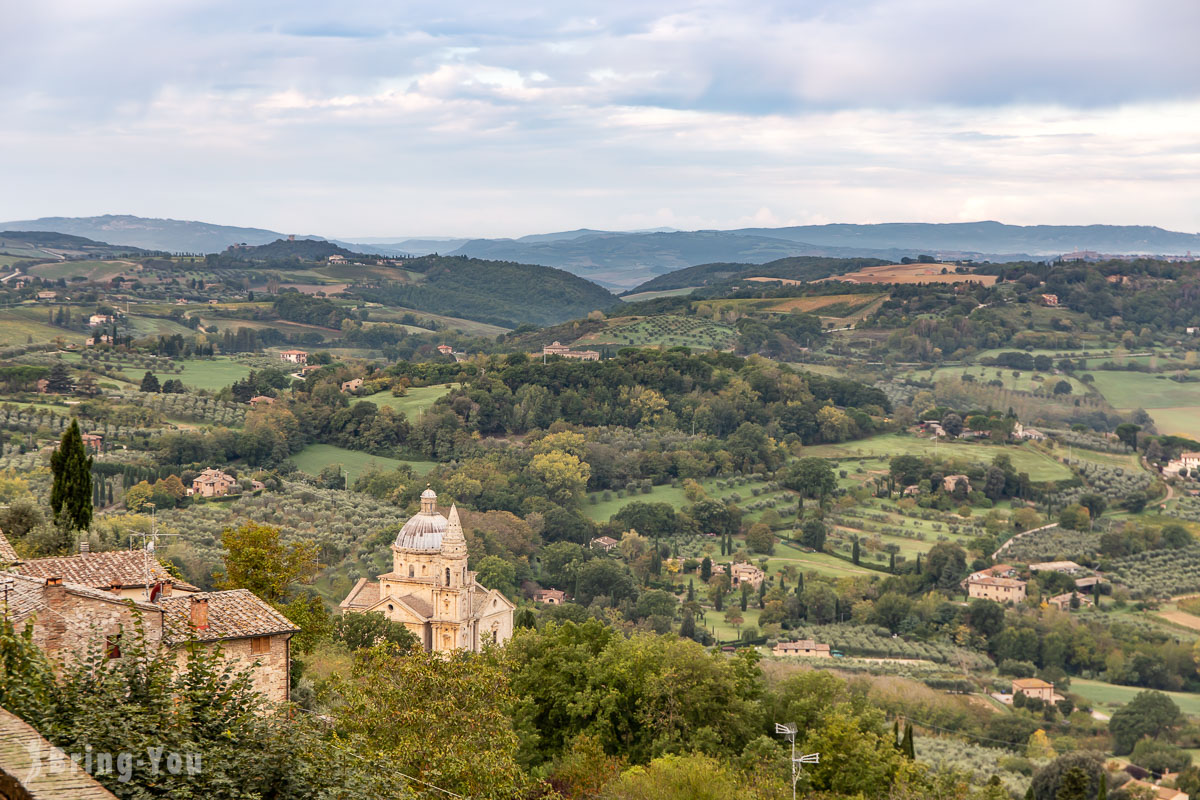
363, 383, 454, 418
291, 443, 435, 483
802, 434, 1072, 482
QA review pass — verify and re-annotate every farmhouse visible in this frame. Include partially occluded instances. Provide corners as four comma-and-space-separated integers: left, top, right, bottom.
339, 489, 514, 653
190, 467, 238, 498
327, 254, 347, 264
730, 562, 765, 588
1040, 294, 1059, 306
88, 314, 115, 326
590, 535, 619, 552
341, 378, 364, 392
248, 395, 275, 407
437, 344, 454, 355
773, 639, 831, 658
36, 290, 57, 300
1010, 678, 1055, 703
943, 474, 970, 493
533, 588, 567, 605
967, 574, 1026, 604
1046, 592, 1092, 611
541, 341, 600, 361
80, 432, 103, 452
1165, 452, 1200, 477
1124, 780, 1189, 800
278, 349, 308, 365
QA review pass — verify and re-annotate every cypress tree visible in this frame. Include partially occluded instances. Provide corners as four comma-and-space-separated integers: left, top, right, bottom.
892, 719, 901, 750
796, 572, 804, 596
740, 584, 749, 611
680, 612, 696, 640
1097, 771, 1107, 800
140, 371, 160, 393
852, 538, 861, 565
50, 419, 93, 532
687, 580, 695, 602
901, 723, 914, 759
889, 552, 896, 573
758, 580, 766, 609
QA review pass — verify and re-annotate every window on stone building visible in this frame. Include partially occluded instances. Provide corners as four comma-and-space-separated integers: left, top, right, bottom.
251, 636, 271, 655
445, 567, 451, 585
106, 634, 121, 660
409, 565, 414, 577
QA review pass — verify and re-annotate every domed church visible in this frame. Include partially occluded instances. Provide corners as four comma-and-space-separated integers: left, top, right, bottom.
339, 488, 515, 652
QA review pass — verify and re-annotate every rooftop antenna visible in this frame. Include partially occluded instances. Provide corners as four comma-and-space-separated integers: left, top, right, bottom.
129, 503, 179, 600
774, 723, 819, 800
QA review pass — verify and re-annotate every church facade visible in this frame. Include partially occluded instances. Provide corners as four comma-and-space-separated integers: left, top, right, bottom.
339, 488, 515, 653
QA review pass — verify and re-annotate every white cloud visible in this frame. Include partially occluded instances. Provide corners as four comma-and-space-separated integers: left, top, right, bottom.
0, 0, 1198, 236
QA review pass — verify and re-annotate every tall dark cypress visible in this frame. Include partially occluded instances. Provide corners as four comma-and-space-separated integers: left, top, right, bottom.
901, 723, 914, 759
50, 419, 93, 532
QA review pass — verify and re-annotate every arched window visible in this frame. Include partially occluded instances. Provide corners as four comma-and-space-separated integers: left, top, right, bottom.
445, 567, 451, 586
408, 565, 414, 577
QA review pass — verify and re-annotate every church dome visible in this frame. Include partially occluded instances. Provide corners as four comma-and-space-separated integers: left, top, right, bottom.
394, 486, 447, 551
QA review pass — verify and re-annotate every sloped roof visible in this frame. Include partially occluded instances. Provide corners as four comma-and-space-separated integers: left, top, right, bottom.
158, 590, 297, 644
339, 577, 380, 610
4, 574, 161, 626
0, 707, 119, 799
0, 530, 18, 564
16, 551, 190, 590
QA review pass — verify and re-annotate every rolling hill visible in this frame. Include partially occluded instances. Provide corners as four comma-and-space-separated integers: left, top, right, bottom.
0, 230, 150, 260
624, 256, 894, 294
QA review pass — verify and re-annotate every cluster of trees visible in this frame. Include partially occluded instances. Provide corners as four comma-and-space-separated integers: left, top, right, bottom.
273, 291, 355, 328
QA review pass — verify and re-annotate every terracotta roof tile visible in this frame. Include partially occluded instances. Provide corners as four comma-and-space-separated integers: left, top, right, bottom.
0, 708, 119, 799
17, 551, 177, 589
159, 590, 297, 645
0, 531, 18, 564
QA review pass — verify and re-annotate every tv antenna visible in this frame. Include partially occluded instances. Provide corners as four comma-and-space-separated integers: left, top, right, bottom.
774, 723, 819, 800
128, 503, 180, 600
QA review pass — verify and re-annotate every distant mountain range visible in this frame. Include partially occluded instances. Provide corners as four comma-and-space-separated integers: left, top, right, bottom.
4, 215, 1198, 289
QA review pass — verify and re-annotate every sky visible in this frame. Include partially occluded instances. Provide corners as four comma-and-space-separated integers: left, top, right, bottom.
3, 0, 1200, 238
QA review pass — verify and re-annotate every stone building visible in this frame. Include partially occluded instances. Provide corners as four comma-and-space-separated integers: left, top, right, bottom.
190, 468, 237, 498
967, 574, 1026, 604
278, 349, 308, 365
533, 588, 566, 605
1010, 677, 1055, 703
3, 574, 297, 704
773, 639, 831, 658
730, 562, 765, 588
541, 341, 600, 361
339, 488, 514, 652
159, 591, 297, 702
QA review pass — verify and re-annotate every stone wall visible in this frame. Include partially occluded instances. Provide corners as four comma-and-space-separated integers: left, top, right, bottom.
172, 634, 291, 704
20, 585, 163, 662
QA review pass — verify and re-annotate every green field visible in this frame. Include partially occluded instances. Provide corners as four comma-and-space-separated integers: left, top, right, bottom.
364, 384, 454, 418
1148, 407, 1200, 441
0, 307, 86, 346
927, 365, 1091, 395
125, 315, 198, 339
1070, 678, 1200, 717
586, 475, 796, 526
27, 260, 136, 281
122, 358, 251, 392
291, 443, 435, 483
802, 434, 1072, 482
1088, 370, 1200, 409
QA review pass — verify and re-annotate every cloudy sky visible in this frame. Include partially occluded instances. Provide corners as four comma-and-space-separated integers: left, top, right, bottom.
3, 0, 1199, 237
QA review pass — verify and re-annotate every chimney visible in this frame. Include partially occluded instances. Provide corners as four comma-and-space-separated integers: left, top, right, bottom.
79, 540, 89, 555
44, 575, 65, 604
190, 596, 209, 630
